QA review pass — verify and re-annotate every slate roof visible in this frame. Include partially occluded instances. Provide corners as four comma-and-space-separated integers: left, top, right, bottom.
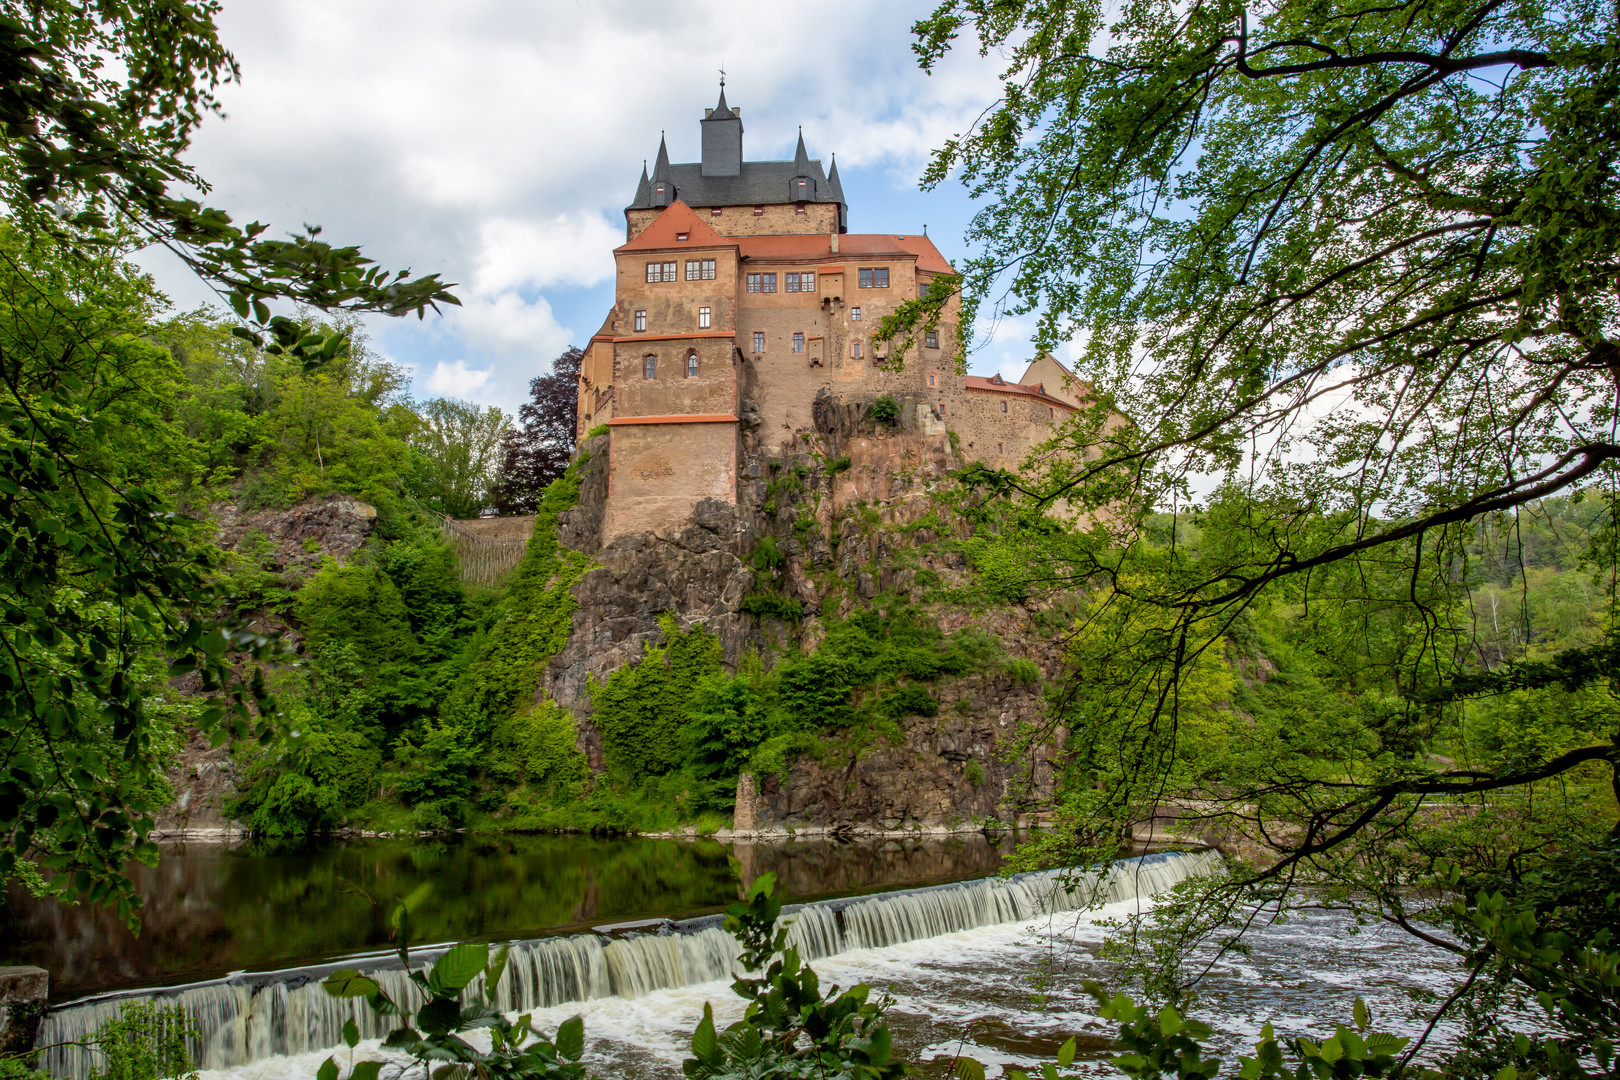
627, 158, 842, 211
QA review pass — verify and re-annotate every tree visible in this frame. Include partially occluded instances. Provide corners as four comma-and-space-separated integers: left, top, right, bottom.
408, 397, 510, 519
0, 0, 456, 922
907, 0, 1620, 1071
489, 346, 582, 515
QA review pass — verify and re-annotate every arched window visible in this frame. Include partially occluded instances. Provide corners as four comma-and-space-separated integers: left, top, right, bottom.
686, 352, 700, 378
643, 355, 656, 380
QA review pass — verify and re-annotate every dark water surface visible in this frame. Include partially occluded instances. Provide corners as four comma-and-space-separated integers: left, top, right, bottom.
1, 832, 1019, 1000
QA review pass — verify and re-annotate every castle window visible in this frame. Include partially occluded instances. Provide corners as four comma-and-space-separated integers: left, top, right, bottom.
634, 309, 646, 332
643, 355, 656, 379
784, 272, 816, 293
1000, 400, 1008, 413
928, 373, 936, 387
858, 267, 889, 289
699, 306, 711, 329
938, 401, 947, 416
793, 332, 804, 353
753, 331, 765, 353
925, 329, 939, 349
687, 353, 700, 377
1049, 406, 1055, 418
686, 259, 717, 281
646, 261, 676, 283
746, 272, 777, 293
850, 306, 861, 321
753, 206, 764, 216
998, 442, 1004, 454
851, 339, 863, 359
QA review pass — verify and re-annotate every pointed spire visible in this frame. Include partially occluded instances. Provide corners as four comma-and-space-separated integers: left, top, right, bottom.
710, 86, 735, 120
632, 161, 651, 206
793, 127, 811, 175
653, 132, 673, 182
651, 133, 674, 206
827, 153, 845, 202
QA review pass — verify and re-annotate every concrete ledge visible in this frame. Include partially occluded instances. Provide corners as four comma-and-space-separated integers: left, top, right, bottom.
607, 414, 738, 425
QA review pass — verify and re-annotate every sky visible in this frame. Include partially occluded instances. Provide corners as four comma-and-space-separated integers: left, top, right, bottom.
137, 0, 1053, 415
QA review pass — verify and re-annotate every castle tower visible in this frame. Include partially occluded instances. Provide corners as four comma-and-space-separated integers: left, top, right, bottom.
573, 90, 1075, 543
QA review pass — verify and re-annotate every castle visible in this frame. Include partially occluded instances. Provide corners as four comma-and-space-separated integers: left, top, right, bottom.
576, 90, 1085, 540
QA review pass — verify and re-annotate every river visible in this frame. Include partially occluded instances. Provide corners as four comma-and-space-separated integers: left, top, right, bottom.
2, 835, 1463, 1079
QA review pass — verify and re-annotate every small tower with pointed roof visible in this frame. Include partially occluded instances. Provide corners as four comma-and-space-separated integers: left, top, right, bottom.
700, 87, 743, 177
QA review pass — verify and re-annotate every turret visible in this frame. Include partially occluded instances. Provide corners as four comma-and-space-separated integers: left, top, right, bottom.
789, 128, 815, 202
700, 88, 743, 178
651, 134, 675, 207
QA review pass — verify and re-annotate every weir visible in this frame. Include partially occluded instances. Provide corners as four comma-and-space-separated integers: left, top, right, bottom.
35, 849, 1222, 1078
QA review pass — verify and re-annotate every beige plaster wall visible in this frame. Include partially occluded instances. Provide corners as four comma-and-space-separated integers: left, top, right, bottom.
626, 203, 839, 241
616, 248, 740, 337
954, 391, 1074, 467
1020, 353, 1090, 407
577, 335, 618, 435
614, 336, 737, 417
604, 421, 739, 539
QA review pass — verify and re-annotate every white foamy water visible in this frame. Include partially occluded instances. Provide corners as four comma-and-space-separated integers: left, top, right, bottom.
40, 851, 1464, 1080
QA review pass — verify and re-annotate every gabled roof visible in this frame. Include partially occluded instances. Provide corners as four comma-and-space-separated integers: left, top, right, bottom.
615, 202, 737, 253
731, 233, 954, 274
965, 375, 1078, 409
627, 158, 843, 211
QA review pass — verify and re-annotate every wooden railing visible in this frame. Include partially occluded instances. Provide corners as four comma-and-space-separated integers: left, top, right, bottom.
440, 515, 533, 587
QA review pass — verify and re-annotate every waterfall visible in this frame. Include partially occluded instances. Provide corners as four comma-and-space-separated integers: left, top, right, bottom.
36, 849, 1222, 1078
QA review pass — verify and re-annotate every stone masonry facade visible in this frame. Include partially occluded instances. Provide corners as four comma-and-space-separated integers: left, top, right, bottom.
576, 90, 1090, 541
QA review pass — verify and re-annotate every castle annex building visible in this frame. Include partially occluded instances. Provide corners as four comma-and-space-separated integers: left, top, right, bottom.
576, 91, 1085, 540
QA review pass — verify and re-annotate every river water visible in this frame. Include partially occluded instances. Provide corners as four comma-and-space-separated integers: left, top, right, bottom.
3, 836, 1464, 1080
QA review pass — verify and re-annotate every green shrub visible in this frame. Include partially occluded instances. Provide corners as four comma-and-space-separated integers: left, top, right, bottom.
741, 589, 803, 620
828, 455, 853, 474
590, 618, 725, 782
85, 1001, 197, 1080
876, 684, 939, 719
750, 536, 786, 571
1002, 657, 1042, 685
964, 758, 986, 788
869, 395, 901, 424
585, 423, 609, 439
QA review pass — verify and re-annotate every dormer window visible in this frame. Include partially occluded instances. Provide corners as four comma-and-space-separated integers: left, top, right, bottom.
795, 203, 807, 215
753, 206, 764, 216
711, 208, 723, 216
676, 232, 689, 242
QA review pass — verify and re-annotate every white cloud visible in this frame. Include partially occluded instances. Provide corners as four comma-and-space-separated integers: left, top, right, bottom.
471, 214, 621, 294
422, 359, 493, 399
137, 0, 1009, 411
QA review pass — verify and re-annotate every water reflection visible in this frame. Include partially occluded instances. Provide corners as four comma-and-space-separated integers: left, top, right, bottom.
0, 832, 1019, 1000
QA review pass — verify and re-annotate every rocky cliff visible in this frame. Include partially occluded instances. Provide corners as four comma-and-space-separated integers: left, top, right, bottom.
546, 392, 1066, 834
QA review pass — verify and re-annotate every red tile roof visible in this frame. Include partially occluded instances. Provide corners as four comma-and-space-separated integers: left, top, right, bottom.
616, 202, 736, 253
734, 233, 954, 274
964, 375, 1077, 409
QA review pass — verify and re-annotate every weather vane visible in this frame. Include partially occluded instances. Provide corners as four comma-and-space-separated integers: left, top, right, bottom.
719, 65, 726, 89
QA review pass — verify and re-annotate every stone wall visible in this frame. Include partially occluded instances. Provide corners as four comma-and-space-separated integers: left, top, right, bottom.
954, 388, 1074, 468
602, 420, 740, 543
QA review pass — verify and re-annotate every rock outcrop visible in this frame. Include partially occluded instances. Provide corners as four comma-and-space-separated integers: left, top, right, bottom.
547, 396, 1067, 832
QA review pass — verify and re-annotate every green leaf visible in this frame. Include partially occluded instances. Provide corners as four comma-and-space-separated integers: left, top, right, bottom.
555, 1015, 585, 1061
692, 1003, 717, 1060
429, 942, 488, 995
1158, 1004, 1183, 1035
351, 1063, 383, 1080
1493, 1067, 1519, 1080
1353, 997, 1369, 1031
1363, 1033, 1409, 1056
316, 1058, 338, 1080
342, 1019, 358, 1048
416, 997, 461, 1036
954, 1056, 986, 1080
1320, 1036, 1344, 1063
1057, 1036, 1077, 1066
323, 970, 381, 998
484, 943, 510, 996
747, 871, 777, 902
1042, 1063, 1060, 1080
